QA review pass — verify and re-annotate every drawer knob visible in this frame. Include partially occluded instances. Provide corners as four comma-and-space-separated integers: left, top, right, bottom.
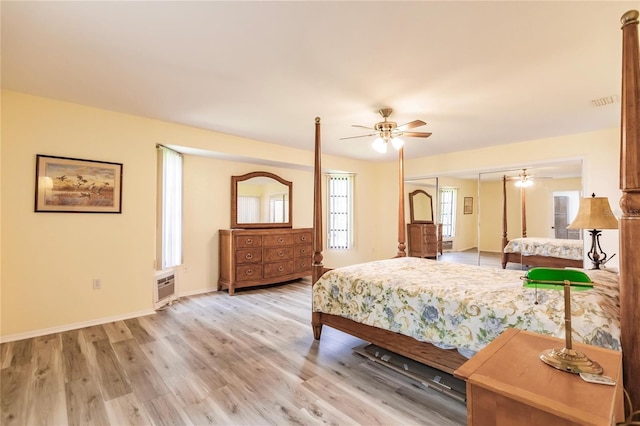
300, 249, 306, 254
278, 251, 284, 257
301, 236, 307, 241
246, 253, 253, 260
246, 269, 253, 275
246, 238, 253, 245
278, 238, 284, 243
278, 266, 285, 272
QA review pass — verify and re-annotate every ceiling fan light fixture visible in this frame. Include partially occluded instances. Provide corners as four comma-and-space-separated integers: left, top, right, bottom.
514, 169, 534, 187
391, 137, 404, 150
372, 137, 388, 153
515, 178, 533, 188
340, 108, 431, 151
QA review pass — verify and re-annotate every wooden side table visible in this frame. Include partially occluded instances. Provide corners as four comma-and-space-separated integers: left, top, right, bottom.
454, 328, 624, 426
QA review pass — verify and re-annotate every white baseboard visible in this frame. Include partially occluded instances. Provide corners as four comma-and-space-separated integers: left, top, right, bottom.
0, 308, 156, 344
2, 287, 220, 343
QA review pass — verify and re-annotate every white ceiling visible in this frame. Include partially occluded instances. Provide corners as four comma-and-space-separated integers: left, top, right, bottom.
1, 1, 636, 161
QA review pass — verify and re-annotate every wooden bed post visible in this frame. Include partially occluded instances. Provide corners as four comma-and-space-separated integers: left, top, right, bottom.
312, 117, 324, 285
521, 186, 527, 238
396, 146, 407, 257
619, 9, 640, 410
312, 117, 324, 340
501, 175, 509, 268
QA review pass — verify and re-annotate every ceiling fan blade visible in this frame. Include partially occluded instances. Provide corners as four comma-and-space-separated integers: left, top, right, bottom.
339, 133, 377, 140
352, 124, 376, 130
396, 120, 427, 131
401, 131, 432, 138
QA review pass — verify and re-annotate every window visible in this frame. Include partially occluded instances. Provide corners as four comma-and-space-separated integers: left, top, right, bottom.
269, 194, 288, 223
157, 145, 183, 270
237, 196, 260, 223
327, 174, 354, 249
440, 188, 457, 238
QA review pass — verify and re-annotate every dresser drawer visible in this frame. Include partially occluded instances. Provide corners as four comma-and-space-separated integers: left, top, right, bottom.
235, 248, 262, 264
294, 244, 312, 257
236, 264, 262, 281
264, 247, 294, 262
219, 228, 313, 295
294, 257, 312, 273
263, 234, 294, 247
264, 260, 294, 278
235, 234, 262, 248
295, 232, 312, 245
422, 234, 439, 244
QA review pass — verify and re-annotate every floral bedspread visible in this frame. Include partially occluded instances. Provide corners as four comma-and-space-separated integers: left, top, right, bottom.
504, 237, 583, 260
312, 257, 620, 357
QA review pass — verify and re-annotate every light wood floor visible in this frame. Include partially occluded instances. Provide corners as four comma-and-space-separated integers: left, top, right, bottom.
1, 280, 466, 426
439, 248, 528, 271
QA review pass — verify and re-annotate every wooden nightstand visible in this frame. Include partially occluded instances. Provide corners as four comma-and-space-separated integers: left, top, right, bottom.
454, 328, 624, 426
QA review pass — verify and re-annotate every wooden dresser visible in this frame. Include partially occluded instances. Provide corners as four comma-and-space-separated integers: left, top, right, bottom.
407, 223, 442, 258
219, 228, 313, 295
454, 328, 624, 426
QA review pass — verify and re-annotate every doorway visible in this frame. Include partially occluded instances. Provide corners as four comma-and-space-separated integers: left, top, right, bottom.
553, 191, 580, 239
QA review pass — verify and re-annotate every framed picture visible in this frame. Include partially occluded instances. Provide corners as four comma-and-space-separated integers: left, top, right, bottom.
35, 155, 123, 213
464, 197, 473, 215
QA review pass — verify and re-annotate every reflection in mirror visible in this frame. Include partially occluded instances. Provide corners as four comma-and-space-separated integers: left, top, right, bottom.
406, 160, 583, 270
409, 190, 434, 224
479, 161, 583, 270
231, 171, 292, 229
405, 178, 440, 259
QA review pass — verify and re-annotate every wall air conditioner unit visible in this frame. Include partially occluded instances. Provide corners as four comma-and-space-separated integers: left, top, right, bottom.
154, 269, 178, 310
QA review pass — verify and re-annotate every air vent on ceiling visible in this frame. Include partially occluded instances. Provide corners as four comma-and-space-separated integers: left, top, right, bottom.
591, 95, 619, 107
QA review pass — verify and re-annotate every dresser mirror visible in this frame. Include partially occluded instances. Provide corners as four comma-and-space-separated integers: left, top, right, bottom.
231, 171, 292, 229
409, 189, 434, 224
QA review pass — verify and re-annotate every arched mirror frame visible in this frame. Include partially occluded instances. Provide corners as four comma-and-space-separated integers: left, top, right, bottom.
409, 189, 435, 224
231, 171, 293, 229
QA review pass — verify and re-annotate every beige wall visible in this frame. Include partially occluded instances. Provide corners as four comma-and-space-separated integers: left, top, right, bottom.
2, 91, 158, 339
479, 179, 521, 253
0, 90, 622, 340
442, 176, 478, 252
524, 177, 582, 238
0, 91, 380, 340
405, 128, 620, 264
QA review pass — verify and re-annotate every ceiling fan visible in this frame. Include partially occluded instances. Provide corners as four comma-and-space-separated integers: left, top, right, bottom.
340, 108, 432, 153
507, 169, 551, 187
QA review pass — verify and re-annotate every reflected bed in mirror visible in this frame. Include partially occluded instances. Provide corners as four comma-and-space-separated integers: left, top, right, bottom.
231, 171, 292, 229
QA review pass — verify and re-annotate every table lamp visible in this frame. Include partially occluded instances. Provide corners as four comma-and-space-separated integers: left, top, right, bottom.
524, 268, 602, 374
567, 193, 618, 269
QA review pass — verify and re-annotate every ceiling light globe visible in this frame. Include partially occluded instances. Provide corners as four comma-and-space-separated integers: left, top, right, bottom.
391, 137, 404, 150
515, 179, 533, 188
372, 137, 388, 153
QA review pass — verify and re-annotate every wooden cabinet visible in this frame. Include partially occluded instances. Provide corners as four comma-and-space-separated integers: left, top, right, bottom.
454, 328, 624, 426
407, 223, 442, 258
219, 228, 312, 295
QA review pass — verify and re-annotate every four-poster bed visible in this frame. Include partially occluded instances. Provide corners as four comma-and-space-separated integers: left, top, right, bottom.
500, 175, 585, 269
312, 10, 639, 410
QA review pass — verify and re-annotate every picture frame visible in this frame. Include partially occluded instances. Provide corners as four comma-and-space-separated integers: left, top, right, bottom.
35, 155, 123, 213
464, 196, 473, 215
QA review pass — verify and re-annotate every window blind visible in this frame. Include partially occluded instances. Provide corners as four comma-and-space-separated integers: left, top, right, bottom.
157, 145, 183, 269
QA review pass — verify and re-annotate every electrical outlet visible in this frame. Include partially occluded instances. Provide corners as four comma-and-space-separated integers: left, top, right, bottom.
93, 279, 102, 290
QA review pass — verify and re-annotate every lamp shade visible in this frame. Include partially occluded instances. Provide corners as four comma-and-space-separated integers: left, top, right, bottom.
390, 137, 404, 150
567, 195, 618, 230
372, 137, 387, 153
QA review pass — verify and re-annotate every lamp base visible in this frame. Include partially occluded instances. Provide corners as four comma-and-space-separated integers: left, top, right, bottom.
539, 347, 603, 374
